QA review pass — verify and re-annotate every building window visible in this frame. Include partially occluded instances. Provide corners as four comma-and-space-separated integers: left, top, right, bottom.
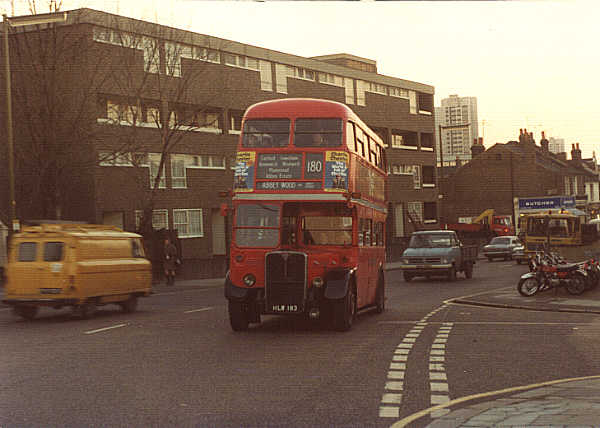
229, 110, 243, 134
223, 53, 259, 70
188, 154, 226, 169
106, 100, 141, 125
171, 154, 187, 188
259, 60, 273, 92
135, 209, 168, 230
344, 78, 354, 105
275, 63, 288, 94
368, 82, 387, 95
422, 165, 435, 187
421, 133, 434, 151
287, 66, 315, 81
409, 90, 417, 114
173, 209, 203, 238
98, 152, 134, 167
389, 87, 409, 99
391, 131, 418, 150
356, 80, 367, 106
149, 153, 166, 189
193, 46, 220, 63
423, 202, 437, 223
407, 201, 423, 223
318, 72, 343, 87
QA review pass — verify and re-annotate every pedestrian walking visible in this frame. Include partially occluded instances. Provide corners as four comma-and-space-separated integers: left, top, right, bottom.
163, 238, 178, 286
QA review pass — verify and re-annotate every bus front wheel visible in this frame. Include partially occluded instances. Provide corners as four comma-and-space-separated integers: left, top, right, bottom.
334, 284, 356, 332
228, 301, 249, 331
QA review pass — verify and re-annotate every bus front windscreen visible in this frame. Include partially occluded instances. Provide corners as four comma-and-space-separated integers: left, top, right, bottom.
235, 204, 281, 247
294, 118, 343, 147
302, 216, 352, 245
242, 119, 290, 148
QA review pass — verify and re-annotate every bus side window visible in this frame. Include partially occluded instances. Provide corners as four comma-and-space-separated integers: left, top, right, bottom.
346, 121, 356, 153
358, 218, 364, 246
356, 127, 365, 157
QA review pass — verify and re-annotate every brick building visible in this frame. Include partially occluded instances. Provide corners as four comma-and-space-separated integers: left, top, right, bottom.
0, 8, 437, 277
441, 130, 599, 225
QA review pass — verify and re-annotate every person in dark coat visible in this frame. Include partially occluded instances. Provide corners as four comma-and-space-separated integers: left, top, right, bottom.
163, 238, 178, 286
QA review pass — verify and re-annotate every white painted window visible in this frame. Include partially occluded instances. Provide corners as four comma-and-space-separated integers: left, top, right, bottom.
356, 80, 367, 106
318, 72, 343, 87
149, 153, 166, 189
407, 201, 423, 223
98, 152, 134, 167
368, 82, 387, 95
173, 209, 203, 238
259, 60, 273, 92
389, 87, 409, 98
135, 209, 168, 230
409, 90, 417, 114
193, 47, 220, 63
344, 78, 354, 104
275, 63, 288, 94
171, 154, 187, 188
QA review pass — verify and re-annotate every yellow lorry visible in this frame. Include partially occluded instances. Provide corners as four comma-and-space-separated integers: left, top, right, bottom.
520, 211, 600, 261
2, 223, 152, 320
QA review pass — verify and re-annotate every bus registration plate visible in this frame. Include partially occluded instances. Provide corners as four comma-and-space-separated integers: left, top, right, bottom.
272, 304, 299, 313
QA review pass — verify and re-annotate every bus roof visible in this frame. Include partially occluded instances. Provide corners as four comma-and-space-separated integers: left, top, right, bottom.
243, 98, 383, 146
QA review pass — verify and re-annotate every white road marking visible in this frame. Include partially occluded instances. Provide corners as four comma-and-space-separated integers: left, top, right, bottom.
390, 362, 406, 370
385, 382, 404, 391
430, 372, 447, 381
184, 307, 213, 314
84, 323, 127, 335
393, 355, 408, 362
430, 382, 449, 392
379, 407, 400, 418
382, 393, 403, 404
0, 308, 12, 312
388, 371, 405, 380
429, 363, 445, 371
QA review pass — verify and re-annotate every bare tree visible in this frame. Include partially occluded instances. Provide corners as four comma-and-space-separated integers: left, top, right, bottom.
92, 13, 234, 237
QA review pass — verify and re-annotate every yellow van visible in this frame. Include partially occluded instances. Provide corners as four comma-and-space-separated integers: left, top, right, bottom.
2, 223, 152, 320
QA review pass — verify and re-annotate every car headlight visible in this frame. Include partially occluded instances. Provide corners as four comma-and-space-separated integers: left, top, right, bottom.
243, 274, 256, 287
402, 258, 410, 264
441, 258, 448, 264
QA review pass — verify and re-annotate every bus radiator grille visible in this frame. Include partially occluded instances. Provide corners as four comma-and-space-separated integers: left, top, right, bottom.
265, 252, 307, 311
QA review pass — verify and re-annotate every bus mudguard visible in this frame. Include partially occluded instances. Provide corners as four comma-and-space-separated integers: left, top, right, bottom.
324, 268, 356, 300
224, 272, 250, 301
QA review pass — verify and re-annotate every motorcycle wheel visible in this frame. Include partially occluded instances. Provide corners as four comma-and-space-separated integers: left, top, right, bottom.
518, 277, 540, 297
566, 274, 586, 295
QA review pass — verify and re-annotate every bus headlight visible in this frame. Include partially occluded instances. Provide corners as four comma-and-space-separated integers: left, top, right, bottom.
312, 277, 324, 288
243, 274, 256, 287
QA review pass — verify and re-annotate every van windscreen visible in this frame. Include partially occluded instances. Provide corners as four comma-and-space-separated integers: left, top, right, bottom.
44, 242, 64, 261
18, 242, 37, 262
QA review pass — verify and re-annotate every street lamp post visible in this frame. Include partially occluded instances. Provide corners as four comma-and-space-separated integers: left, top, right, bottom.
3, 11, 67, 235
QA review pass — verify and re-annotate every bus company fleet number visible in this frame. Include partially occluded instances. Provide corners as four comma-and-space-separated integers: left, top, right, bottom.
272, 304, 299, 312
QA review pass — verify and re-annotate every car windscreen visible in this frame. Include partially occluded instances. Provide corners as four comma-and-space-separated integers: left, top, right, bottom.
490, 237, 510, 245
43, 242, 64, 261
408, 234, 452, 248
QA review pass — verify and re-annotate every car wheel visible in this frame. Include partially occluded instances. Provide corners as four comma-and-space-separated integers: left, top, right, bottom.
447, 266, 457, 282
13, 305, 38, 320
120, 295, 138, 313
487, 257, 493, 262
403, 272, 413, 282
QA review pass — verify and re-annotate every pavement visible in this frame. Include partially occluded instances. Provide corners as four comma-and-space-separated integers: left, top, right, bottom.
7, 262, 600, 427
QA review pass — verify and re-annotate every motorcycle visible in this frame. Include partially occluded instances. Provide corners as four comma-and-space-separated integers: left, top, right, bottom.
518, 250, 588, 297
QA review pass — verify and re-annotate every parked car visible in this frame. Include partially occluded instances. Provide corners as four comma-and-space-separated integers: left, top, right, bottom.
511, 243, 530, 264
482, 236, 522, 261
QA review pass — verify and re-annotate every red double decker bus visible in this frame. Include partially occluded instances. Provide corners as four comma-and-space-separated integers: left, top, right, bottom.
224, 98, 388, 331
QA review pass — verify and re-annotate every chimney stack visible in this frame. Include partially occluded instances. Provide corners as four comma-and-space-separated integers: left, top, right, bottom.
571, 143, 582, 162
471, 137, 485, 157
540, 131, 549, 152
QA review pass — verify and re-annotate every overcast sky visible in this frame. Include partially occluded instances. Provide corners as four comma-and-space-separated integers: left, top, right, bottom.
3, 0, 599, 158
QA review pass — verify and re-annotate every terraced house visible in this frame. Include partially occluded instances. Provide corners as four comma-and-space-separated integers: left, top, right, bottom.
0, 8, 436, 278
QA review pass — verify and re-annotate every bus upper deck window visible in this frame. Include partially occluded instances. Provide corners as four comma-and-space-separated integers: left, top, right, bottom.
242, 119, 290, 148
294, 118, 342, 147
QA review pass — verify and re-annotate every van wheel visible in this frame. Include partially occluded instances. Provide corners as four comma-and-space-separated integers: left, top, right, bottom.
14, 305, 38, 320
77, 299, 97, 319
447, 266, 457, 282
464, 262, 473, 279
121, 296, 138, 313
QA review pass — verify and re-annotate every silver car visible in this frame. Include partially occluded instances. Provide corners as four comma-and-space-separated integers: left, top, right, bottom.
482, 236, 522, 261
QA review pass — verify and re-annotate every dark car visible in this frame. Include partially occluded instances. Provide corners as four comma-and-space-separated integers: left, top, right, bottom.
482, 236, 522, 261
